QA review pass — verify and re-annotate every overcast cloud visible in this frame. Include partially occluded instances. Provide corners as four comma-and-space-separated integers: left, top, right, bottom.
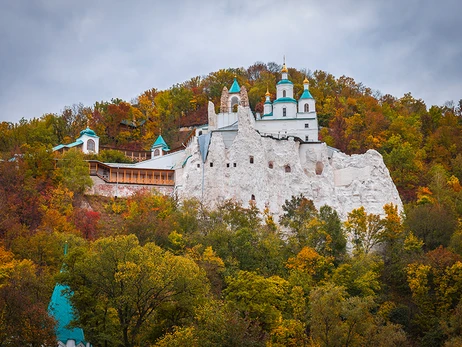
0, 0, 461, 123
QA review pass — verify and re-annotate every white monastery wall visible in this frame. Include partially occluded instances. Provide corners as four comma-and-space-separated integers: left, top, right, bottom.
178, 105, 402, 220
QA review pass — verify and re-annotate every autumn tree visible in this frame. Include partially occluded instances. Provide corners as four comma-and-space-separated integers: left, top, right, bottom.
345, 207, 385, 254
0, 246, 56, 346
62, 234, 209, 347
55, 148, 93, 195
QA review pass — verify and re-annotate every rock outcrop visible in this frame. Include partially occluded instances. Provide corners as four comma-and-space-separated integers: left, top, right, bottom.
177, 105, 402, 220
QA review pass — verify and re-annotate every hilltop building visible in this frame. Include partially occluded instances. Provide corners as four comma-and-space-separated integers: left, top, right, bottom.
215, 62, 318, 142
56, 62, 402, 219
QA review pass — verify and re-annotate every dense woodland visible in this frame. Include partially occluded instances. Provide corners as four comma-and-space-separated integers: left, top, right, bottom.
1, 62, 462, 347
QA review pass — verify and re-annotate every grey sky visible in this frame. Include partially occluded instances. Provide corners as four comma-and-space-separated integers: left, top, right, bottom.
0, 0, 460, 123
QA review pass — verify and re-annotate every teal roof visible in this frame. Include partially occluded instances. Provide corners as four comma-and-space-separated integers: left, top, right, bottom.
48, 244, 87, 345
264, 100, 272, 105
229, 78, 241, 93
277, 79, 293, 85
52, 140, 83, 152
273, 97, 297, 104
79, 127, 98, 138
300, 89, 314, 99
151, 135, 170, 151
48, 284, 86, 345
262, 112, 273, 117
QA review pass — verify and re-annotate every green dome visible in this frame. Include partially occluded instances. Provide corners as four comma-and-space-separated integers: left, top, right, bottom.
276, 79, 293, 85
79, 127, 98, 137
300, 89, 314, 99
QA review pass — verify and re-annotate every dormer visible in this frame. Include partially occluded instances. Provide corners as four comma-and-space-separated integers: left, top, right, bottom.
151, 135, 170, 158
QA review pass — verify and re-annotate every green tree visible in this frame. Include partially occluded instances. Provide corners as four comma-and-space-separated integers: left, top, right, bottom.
224, 271, 289, 332
345, 207, 385, 254
62, 234, 209, 347
55, 148, 93, 195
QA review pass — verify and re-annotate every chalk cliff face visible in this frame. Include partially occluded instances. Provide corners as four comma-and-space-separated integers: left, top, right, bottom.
177, 105, 402, 220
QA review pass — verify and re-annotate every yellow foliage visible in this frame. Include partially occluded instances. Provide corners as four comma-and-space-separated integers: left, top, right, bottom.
286, 246, 333, 277
416, 186, 435, 205
403, 232, 424, 252
202, 246, 225, 270
448, 175, 462, 192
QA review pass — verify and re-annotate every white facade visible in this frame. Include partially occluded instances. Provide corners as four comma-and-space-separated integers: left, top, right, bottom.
214, 63, 319, 142
80, 133, 99, 154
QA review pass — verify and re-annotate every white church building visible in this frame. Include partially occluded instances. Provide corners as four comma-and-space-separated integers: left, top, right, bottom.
215, 62, 319, 142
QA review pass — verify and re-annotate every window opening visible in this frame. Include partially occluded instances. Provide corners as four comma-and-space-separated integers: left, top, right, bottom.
233, 163, 237, 167
283, 107, 286, 117
304, 103, 309, 112
285, 165, 291, 173
210, 162, 213, 167
283, 90, 286, 97
268, 161, 273, 169
250, 156, 254, 164
251, 194, 256, 201
305, 123, 309, 128
87, 139, 95, 152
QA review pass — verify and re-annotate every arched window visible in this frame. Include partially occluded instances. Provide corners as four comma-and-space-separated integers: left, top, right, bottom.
283, 107, 287, 117
304, 103, 309, 112
230, 96, 239, 112
153, 148, 160, 156
268, 161, 273, 169
251, 194, 255, 201
283, 90, 286, 97
250, 156, 254, 164
87, 139, 95, 152
285, 165, 291, 173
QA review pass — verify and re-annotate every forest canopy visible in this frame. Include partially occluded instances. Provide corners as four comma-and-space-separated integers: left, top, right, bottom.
0, 62, 461, 346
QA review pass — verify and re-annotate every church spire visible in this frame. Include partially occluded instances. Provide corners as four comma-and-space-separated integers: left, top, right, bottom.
281, 57, 288, 79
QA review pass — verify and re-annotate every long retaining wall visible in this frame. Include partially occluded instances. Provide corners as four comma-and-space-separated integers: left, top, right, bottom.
87, 176, 174, 198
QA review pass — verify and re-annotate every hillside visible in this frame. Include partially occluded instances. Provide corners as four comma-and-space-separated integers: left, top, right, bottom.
0, 62, 462, 346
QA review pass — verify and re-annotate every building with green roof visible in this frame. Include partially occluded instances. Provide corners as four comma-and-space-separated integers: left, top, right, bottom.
48, 245, 90, 347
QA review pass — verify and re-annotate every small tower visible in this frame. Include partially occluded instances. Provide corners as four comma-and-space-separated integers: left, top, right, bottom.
78, 127, 99, 154
273, 59, 297, 118
151, 135, 170, 158
48, 243, 90, 347
228, 78, 241, 112
263, 87, 273, 116
298, 77, 316, 113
